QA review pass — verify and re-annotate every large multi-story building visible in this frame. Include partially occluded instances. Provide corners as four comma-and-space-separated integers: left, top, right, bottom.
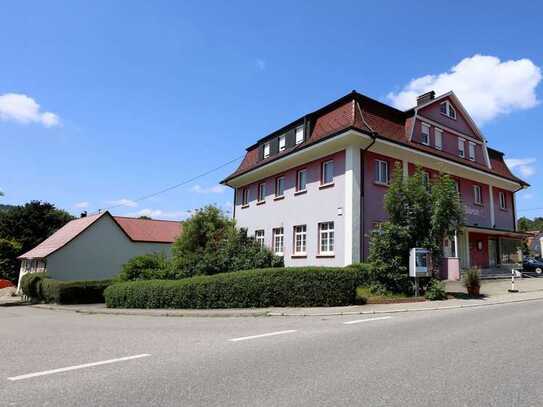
221, 90, 529, 278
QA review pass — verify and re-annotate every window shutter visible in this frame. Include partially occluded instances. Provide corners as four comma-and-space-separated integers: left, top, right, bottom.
286, 128, 296, 148
271, 137, 279, 155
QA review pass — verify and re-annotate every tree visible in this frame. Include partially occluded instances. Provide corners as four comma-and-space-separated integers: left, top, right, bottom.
0, 201, 74, 282
0, 239, 22, 282
172, 205, 281, 277
517, 216, 543, 232
369, 165, 463, 293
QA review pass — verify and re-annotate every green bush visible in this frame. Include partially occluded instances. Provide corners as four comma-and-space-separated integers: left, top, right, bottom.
20, 272, 111, 304
39, 279, 112, 304
20, 272, 49, 298
171, 205, 283, 278
119, 252, 174, 281
105, 267, 364, 309
425, 279, 447, 301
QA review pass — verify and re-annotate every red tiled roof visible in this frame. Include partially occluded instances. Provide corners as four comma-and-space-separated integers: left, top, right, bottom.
113, 216, 182, 243
18, 212, 107, 259
18, 212, 182, 259
222, 91, 527, 186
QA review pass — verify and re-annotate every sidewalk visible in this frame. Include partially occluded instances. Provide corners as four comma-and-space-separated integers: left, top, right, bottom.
29, 277, 543, 318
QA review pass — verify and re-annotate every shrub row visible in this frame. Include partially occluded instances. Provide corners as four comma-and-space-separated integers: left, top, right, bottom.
105, 266, 371, 309
20, 273, 111, 304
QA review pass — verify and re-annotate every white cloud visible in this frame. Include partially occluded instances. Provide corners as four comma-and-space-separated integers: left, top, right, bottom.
74, 201, 89, 209
505, 158, 536, 177
190, 184, 226, 194
108, 198, 138, 208
0, 93, 60, 127
256, 58, 266, 71
126, 208, 190, 220
520, 192, 534, 200
387, 54, 542, 124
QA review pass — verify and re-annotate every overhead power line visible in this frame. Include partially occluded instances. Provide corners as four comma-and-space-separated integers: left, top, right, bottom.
97, 155, 243, 213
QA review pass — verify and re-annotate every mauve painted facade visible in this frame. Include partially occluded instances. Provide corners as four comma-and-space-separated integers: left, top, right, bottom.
223, 90, 528, 275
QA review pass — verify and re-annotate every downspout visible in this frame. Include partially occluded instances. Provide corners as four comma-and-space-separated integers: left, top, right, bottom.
360, 135, 376, 261
355, 99, 378, 261
512, 184, 524, 232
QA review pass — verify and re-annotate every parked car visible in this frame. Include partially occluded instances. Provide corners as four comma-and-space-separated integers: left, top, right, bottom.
523, 257, 543, 274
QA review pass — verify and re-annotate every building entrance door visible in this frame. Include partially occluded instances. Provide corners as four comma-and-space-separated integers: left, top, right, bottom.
489, 239, 498, 268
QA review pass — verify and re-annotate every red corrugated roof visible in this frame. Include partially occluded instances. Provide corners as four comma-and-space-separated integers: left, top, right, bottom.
113, 216, 182, 243
18, 212, 182, 259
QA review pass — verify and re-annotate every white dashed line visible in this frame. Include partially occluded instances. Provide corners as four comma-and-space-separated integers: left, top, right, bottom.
228, 330, 297, 342
7, 354, 151, 381
343, 316, 392, 325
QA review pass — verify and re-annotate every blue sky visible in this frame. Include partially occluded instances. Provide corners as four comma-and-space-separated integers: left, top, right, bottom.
1, 0, 542, 219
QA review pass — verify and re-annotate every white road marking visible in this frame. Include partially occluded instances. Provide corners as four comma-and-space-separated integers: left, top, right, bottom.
228, 330, 297, 342
7, 354, 151, 381
343, 316, 392, 325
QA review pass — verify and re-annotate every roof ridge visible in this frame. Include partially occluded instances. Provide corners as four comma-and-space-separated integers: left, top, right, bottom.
112, 215, 182, 223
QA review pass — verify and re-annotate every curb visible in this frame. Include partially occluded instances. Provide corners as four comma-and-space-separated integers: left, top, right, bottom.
31, 304, 270, 318
29, 294, 543, 318
267, 296, 543, 317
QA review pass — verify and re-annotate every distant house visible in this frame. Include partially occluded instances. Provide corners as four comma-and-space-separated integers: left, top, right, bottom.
16, 211, 182, 291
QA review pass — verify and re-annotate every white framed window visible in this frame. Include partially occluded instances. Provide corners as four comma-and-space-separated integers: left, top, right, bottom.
279, 135, 286, 152
296, 168, 307, 191
468, 142, 476, 161
255, 230, 265, 248
499, 191, 507, 210
318, 222, 335, 255
273, 227, 284, 255
263, 142, 271, 158
241, 188, 249, 206
322, 160, 334, 185
454, 180, 461, 196
293, 225, 307, 255
257, 182, 266, 202
295, 125, 304, 144
421, 123, 430, 145
275, 176, 285, 197
458, 138, 465, 158
440, 101, 456, 119
375, 159, 389, 184
473, 185, 482, 205
434, 128, 443, 150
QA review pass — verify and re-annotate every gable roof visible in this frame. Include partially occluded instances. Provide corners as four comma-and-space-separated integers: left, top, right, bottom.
18, 212, 182, 260
222, 90, 528, 187
113, 216, 182, 243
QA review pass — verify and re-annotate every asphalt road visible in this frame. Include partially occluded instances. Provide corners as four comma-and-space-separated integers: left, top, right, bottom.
2, 301, 543, 407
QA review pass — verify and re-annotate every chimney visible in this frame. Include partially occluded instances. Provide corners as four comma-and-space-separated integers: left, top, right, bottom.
416, 91, 435, 106
80, 211, 87, 218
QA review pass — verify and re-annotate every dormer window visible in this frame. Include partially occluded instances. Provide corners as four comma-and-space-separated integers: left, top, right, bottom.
263, 142, 271, 158
295, 125, 304, 145
279, 135, 286, 152
421, 123, 430, 145
440, 101, 456, 119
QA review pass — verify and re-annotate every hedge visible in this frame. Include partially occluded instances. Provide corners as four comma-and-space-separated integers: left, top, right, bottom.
20, 272, 49, 299
105, 266, 371, 309
39, 279, 112, 304
20, 273, 111, 304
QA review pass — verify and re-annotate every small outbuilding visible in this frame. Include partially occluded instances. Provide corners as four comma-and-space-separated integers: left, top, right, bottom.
16, 211, 182, 291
